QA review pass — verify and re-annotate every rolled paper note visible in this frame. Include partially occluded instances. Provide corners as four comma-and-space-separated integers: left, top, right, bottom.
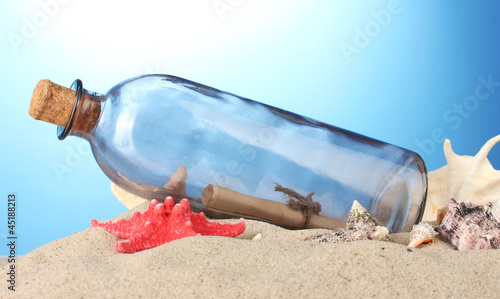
163, 165, 188, 194
201, 184, 345, 230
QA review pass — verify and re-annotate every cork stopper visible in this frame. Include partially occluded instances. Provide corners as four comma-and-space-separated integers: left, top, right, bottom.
29, 79, 76, 127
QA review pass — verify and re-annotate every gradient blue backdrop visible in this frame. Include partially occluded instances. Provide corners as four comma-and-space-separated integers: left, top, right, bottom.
1, 0, 499, 256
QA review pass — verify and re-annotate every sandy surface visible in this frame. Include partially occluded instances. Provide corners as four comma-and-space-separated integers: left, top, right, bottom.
0, 257, 7, 268
2, 202, 499, 298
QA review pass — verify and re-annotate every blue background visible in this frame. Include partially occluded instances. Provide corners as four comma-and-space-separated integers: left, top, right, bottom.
1, 0, 499, 256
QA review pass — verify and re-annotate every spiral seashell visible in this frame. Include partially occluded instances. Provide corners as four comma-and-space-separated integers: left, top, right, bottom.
437, 198, 500, 250
408, 222, 437, 248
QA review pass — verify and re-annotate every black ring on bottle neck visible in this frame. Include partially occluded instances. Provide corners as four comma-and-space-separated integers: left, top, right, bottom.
57, 79, 83, 140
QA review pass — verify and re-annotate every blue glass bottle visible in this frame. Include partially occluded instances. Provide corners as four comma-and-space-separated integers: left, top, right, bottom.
29, 74, 427, 232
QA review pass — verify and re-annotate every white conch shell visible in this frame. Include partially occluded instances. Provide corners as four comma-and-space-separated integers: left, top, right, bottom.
422, 135, 500, 222
492, 199, 500, 223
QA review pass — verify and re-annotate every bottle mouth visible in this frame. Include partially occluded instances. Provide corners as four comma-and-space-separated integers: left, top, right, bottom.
371, 157, 428, 233
57, 79, 83, 140
413, 169, 428, 225
373, 178, 411, 232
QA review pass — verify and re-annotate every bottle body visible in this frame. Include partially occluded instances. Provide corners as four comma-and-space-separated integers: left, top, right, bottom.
70, 74, 427, 232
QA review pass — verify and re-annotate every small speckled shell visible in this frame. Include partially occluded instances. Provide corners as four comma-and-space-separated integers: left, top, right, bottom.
306, 200, 389, 243
408, 222, 437, 248
346, 200, 383, 228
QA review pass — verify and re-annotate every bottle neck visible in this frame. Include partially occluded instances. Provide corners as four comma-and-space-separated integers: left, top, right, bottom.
58, 82, 103, 141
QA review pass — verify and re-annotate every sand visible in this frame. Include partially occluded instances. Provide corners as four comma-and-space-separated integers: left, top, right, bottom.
2, 202, 500, 299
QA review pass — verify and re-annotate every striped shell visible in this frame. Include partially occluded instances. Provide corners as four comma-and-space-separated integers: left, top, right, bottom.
436, 198, 500, 250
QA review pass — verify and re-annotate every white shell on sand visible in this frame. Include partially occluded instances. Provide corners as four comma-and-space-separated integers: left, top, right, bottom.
408, 222, 437, 248
422, 135, 500, 222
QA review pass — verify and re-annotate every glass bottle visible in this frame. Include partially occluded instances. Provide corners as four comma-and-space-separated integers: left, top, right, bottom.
29, 74, 427, 232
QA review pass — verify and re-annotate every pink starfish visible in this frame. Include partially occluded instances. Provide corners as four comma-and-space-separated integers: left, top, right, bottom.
91, 197, 246, 253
